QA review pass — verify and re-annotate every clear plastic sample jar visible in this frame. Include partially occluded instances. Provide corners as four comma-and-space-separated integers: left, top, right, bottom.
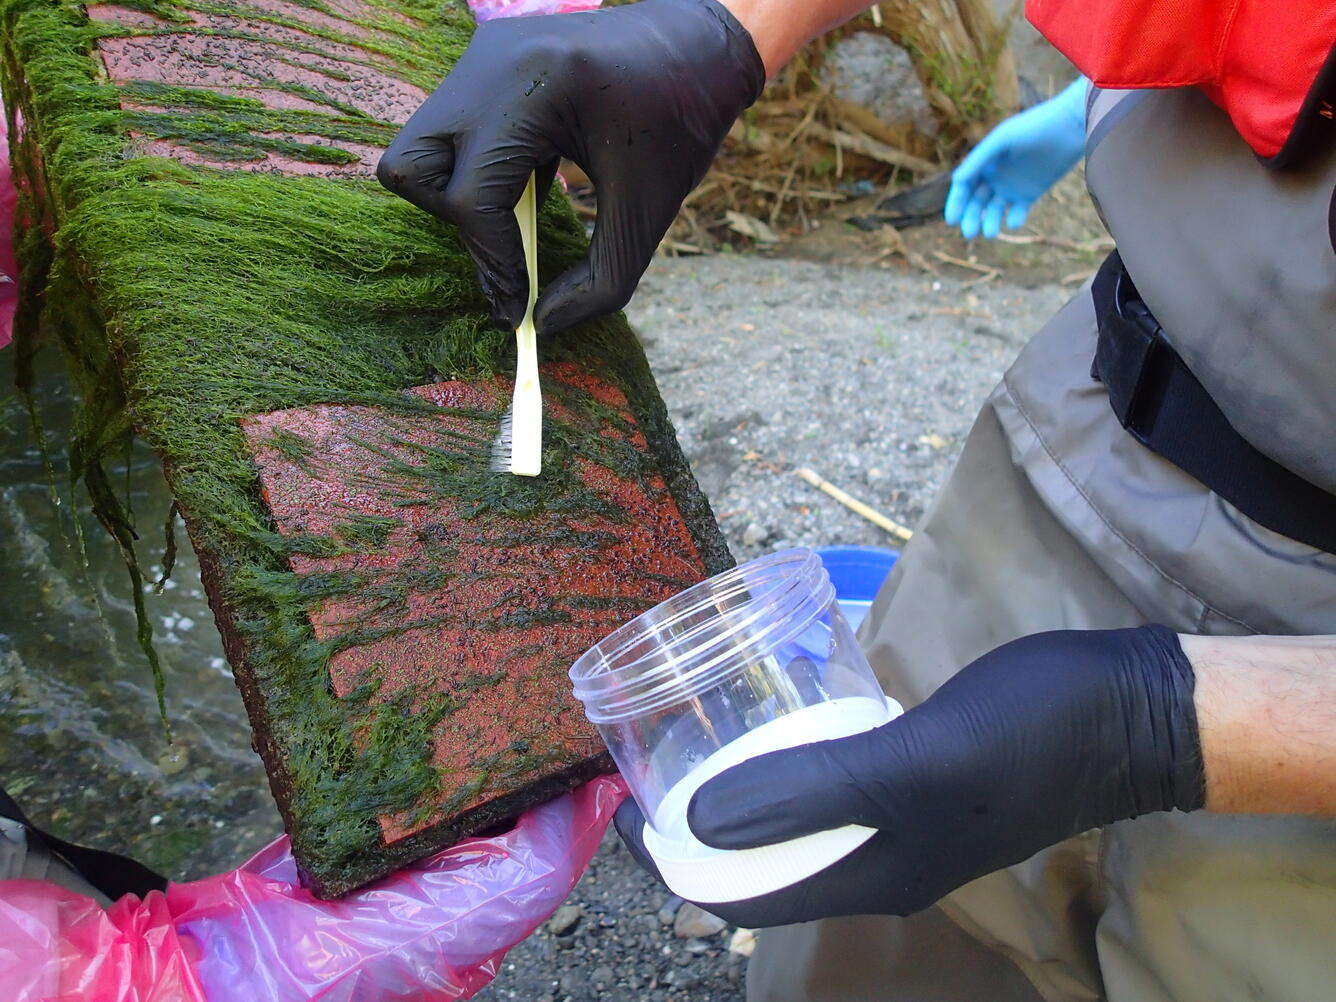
569, 548, 899, 902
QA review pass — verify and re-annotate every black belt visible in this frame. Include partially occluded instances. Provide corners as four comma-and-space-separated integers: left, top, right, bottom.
1091, 251, 1336, 554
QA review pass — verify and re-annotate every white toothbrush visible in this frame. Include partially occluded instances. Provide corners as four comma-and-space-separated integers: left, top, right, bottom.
490, 172, 542, 477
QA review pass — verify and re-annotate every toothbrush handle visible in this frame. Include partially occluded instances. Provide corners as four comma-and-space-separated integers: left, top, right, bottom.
518, 172, 538, 321
510, 174, 542, 477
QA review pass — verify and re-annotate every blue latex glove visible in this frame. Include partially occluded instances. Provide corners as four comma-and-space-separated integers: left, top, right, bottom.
945, 77, 1087, 239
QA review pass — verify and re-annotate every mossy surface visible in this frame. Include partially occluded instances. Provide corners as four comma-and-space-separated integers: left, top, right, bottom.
2, 0, 732, 895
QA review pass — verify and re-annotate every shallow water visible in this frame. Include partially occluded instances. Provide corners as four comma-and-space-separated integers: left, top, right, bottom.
0, 342, 279, 880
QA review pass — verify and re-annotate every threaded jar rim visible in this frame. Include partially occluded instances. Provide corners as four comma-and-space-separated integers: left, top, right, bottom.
569, 548, 835, 723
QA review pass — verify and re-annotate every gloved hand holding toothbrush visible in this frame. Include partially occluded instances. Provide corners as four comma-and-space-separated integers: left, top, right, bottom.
377, 0, 765, 336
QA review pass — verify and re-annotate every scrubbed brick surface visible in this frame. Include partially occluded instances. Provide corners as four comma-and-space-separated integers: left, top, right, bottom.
244, 365, 708, 849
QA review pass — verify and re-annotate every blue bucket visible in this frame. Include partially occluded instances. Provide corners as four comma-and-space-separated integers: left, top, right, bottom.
814, 545, 900, 633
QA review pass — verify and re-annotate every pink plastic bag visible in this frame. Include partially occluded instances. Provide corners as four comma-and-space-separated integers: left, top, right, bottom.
0, 776, 627, 1002
467, 0, 601, 23
0, 882, 206, 1002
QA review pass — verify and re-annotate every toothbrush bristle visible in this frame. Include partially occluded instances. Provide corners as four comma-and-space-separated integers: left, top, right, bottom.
489, 408, 515, 473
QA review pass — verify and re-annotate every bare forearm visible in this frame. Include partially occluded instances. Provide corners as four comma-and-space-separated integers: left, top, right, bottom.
1182, 633, 1336, 815
718, 0, 871, 75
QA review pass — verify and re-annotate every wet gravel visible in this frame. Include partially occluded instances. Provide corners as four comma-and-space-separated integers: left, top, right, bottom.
477, 835, 750, 1002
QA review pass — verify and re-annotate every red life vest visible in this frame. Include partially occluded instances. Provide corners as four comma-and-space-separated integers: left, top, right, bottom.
1028, 0, 1336, 167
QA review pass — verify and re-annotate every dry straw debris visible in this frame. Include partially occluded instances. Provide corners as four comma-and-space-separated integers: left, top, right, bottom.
569, 2, 1020, 253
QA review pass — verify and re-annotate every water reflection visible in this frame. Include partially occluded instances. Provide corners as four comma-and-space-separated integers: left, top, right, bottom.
0, 342, 279, 880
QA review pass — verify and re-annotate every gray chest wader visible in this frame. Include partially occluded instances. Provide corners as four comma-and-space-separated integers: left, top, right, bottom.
746, 86, 1336, 1002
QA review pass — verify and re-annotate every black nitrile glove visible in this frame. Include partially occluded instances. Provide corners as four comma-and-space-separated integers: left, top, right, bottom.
377, 0, 765, 334
615, 626, 1205, 927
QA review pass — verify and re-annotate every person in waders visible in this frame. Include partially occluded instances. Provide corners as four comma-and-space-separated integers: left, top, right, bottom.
380, 2, 1336, 999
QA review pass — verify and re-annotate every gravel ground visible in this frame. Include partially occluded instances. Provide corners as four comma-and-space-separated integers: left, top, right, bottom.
475, 254, 1071, 1002
634, 255, 1072, 561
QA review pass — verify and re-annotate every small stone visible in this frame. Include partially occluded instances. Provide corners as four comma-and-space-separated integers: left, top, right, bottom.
729, 927, 757, 958
591, 965, 615, 989
741, 521, 769, 547
821, 31, 937, 137
558, 972, 586, 997
684, 938, 709, 954
157, 747, 190, 776
664, 969, 700, 991
657, 896, 684, 926
547, 904, 583, 936
673, 902, 728, 939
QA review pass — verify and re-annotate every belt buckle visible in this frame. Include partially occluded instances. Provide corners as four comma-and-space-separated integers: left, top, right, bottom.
1098, 264, 1168, 442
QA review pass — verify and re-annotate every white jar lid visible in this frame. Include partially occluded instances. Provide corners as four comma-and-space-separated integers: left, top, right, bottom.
641, 695, 902, 903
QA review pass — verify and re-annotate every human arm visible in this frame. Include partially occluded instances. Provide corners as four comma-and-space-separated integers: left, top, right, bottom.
615, 626, 1336, 927
377, 0, 871, 335
1186, 633, 1336, 814
720, 0, 881, 76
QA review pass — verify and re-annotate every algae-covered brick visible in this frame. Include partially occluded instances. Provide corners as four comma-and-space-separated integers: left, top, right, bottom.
2, 0, 729, 895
